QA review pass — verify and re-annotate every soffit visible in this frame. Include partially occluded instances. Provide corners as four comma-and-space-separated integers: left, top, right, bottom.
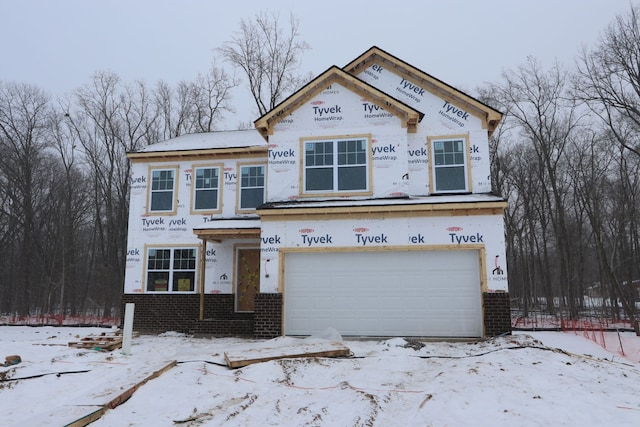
193, 227, 261, 242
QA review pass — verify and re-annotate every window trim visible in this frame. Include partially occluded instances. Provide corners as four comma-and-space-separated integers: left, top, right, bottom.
143, 244, 199, 293
299, 134, 373, 197
190, 163, 223, 215
146, 165, 179, 215
428, 134, 472, 194
236, 162, 267, 213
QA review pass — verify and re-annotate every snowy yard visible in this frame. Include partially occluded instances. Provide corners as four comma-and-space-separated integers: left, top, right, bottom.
1, 326, 639, 426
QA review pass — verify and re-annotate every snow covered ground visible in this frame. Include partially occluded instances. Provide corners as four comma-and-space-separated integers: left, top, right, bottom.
1, 326, 639, 426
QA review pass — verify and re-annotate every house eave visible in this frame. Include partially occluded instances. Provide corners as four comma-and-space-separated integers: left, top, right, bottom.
127, 146, 268, 162
193, 227, 261, 242
257, 198, 507, 221
254, 66, 423, 138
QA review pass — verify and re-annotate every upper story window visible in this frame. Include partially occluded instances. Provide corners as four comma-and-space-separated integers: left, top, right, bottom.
192, 165, 221, 213
148, 166, 178, 214
238, 164, 266, 211
302, 135, 370, 195
429, 135, 470, 193
146, 246, 197, 293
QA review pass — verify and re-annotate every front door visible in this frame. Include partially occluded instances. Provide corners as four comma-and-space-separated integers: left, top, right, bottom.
236, 248, 260, 312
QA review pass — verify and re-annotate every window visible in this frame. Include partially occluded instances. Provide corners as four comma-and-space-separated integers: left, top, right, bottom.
430, 136, 469, 193
192, 166, 221, 212
149, 167, 177, 213
303, 137, 369, 193
238, 164, 265, 210
146, 247, 197, 292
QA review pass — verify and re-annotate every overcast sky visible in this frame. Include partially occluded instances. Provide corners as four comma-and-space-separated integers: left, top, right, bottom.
0, 0, 634, 127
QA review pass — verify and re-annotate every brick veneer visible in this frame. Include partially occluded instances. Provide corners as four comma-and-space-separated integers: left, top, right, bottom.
121, 292, 510, 338
483, 292, 512, 336
121, 294, 253, 336
254, 293, 283, 338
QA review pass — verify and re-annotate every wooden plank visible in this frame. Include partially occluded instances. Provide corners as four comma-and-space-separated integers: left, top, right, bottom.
60, 361, 176, 427
68, 337, 123, 351
224, 341, 351, 368
68, 333, 124, 351
63, 407, 105, 427
104, 360, 177, 409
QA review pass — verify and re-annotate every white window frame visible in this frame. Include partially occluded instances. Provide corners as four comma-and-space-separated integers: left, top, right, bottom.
148, 166, 178, 214
145, 246, 198, 293
237, 163, 266, 212
302, 136, 370, 195
191, 165, 222, 213
429, 135, 471, 193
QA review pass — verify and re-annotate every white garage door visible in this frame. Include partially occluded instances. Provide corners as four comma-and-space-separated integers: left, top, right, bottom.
284, 249, 482, 337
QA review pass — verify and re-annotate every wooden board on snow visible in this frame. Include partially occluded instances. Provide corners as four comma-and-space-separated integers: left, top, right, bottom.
224, 341, 351, 368
68, 331, 130, 351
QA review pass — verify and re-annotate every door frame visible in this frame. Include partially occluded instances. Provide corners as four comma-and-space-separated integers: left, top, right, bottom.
233, 243, 261, 312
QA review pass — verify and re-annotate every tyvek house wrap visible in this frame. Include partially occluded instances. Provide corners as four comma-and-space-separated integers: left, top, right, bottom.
267, 83, 410, 201
124, 52, 507, 300
355, 62, 493, 194
257, 208, 508, 295
124, 153, 265, 294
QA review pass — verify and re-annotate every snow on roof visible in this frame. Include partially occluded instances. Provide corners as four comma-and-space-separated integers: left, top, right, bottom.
192, 218, 262, 231
135, 129, 266, 153
260, 193, 505, 210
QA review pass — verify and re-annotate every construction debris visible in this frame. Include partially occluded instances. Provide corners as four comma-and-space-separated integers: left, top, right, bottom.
68, 332, 124, 351
4, 355, 21, 367
224, 341, 351, 368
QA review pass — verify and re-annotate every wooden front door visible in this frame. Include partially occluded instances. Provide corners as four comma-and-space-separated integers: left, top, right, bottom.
236, 248, 260, 312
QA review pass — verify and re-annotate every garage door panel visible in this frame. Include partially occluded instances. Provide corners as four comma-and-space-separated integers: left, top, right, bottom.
284, 250, 482, 337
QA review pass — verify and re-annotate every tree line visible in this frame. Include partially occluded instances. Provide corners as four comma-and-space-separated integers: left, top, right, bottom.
485, 5, 640, 326
0, 7, 638, 325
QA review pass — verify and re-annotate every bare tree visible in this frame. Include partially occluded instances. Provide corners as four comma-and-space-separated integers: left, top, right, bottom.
573, 3, 640, 157
490, 57, 585, 318
154, 63, 238, 137
48, 106, 92, 316
190, 63, 239, 132
154, 80, 192, 139
568, 127, 639, 324
68, 71, 157, 316
0, 82, 52, 315
217, 11, 310, 116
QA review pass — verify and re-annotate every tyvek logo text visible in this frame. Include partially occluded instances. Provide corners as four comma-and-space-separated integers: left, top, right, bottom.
395, 78, 426, 104
301, 234, 333, 246
449, 232, 484, 244
312, 100, 343, 123
362, 102, 393, 120
438, 101, 470, 128
363, 64, 383, 80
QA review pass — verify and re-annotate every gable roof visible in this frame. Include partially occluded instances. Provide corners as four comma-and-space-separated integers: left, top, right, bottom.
343, 46, 503, 135
254, 66, 423, 138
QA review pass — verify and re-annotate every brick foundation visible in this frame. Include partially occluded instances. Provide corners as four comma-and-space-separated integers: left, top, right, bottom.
122, 292, 510, 338
121, 294, 253, 336
483, 292, 512, 336
254, 293, 283, 338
